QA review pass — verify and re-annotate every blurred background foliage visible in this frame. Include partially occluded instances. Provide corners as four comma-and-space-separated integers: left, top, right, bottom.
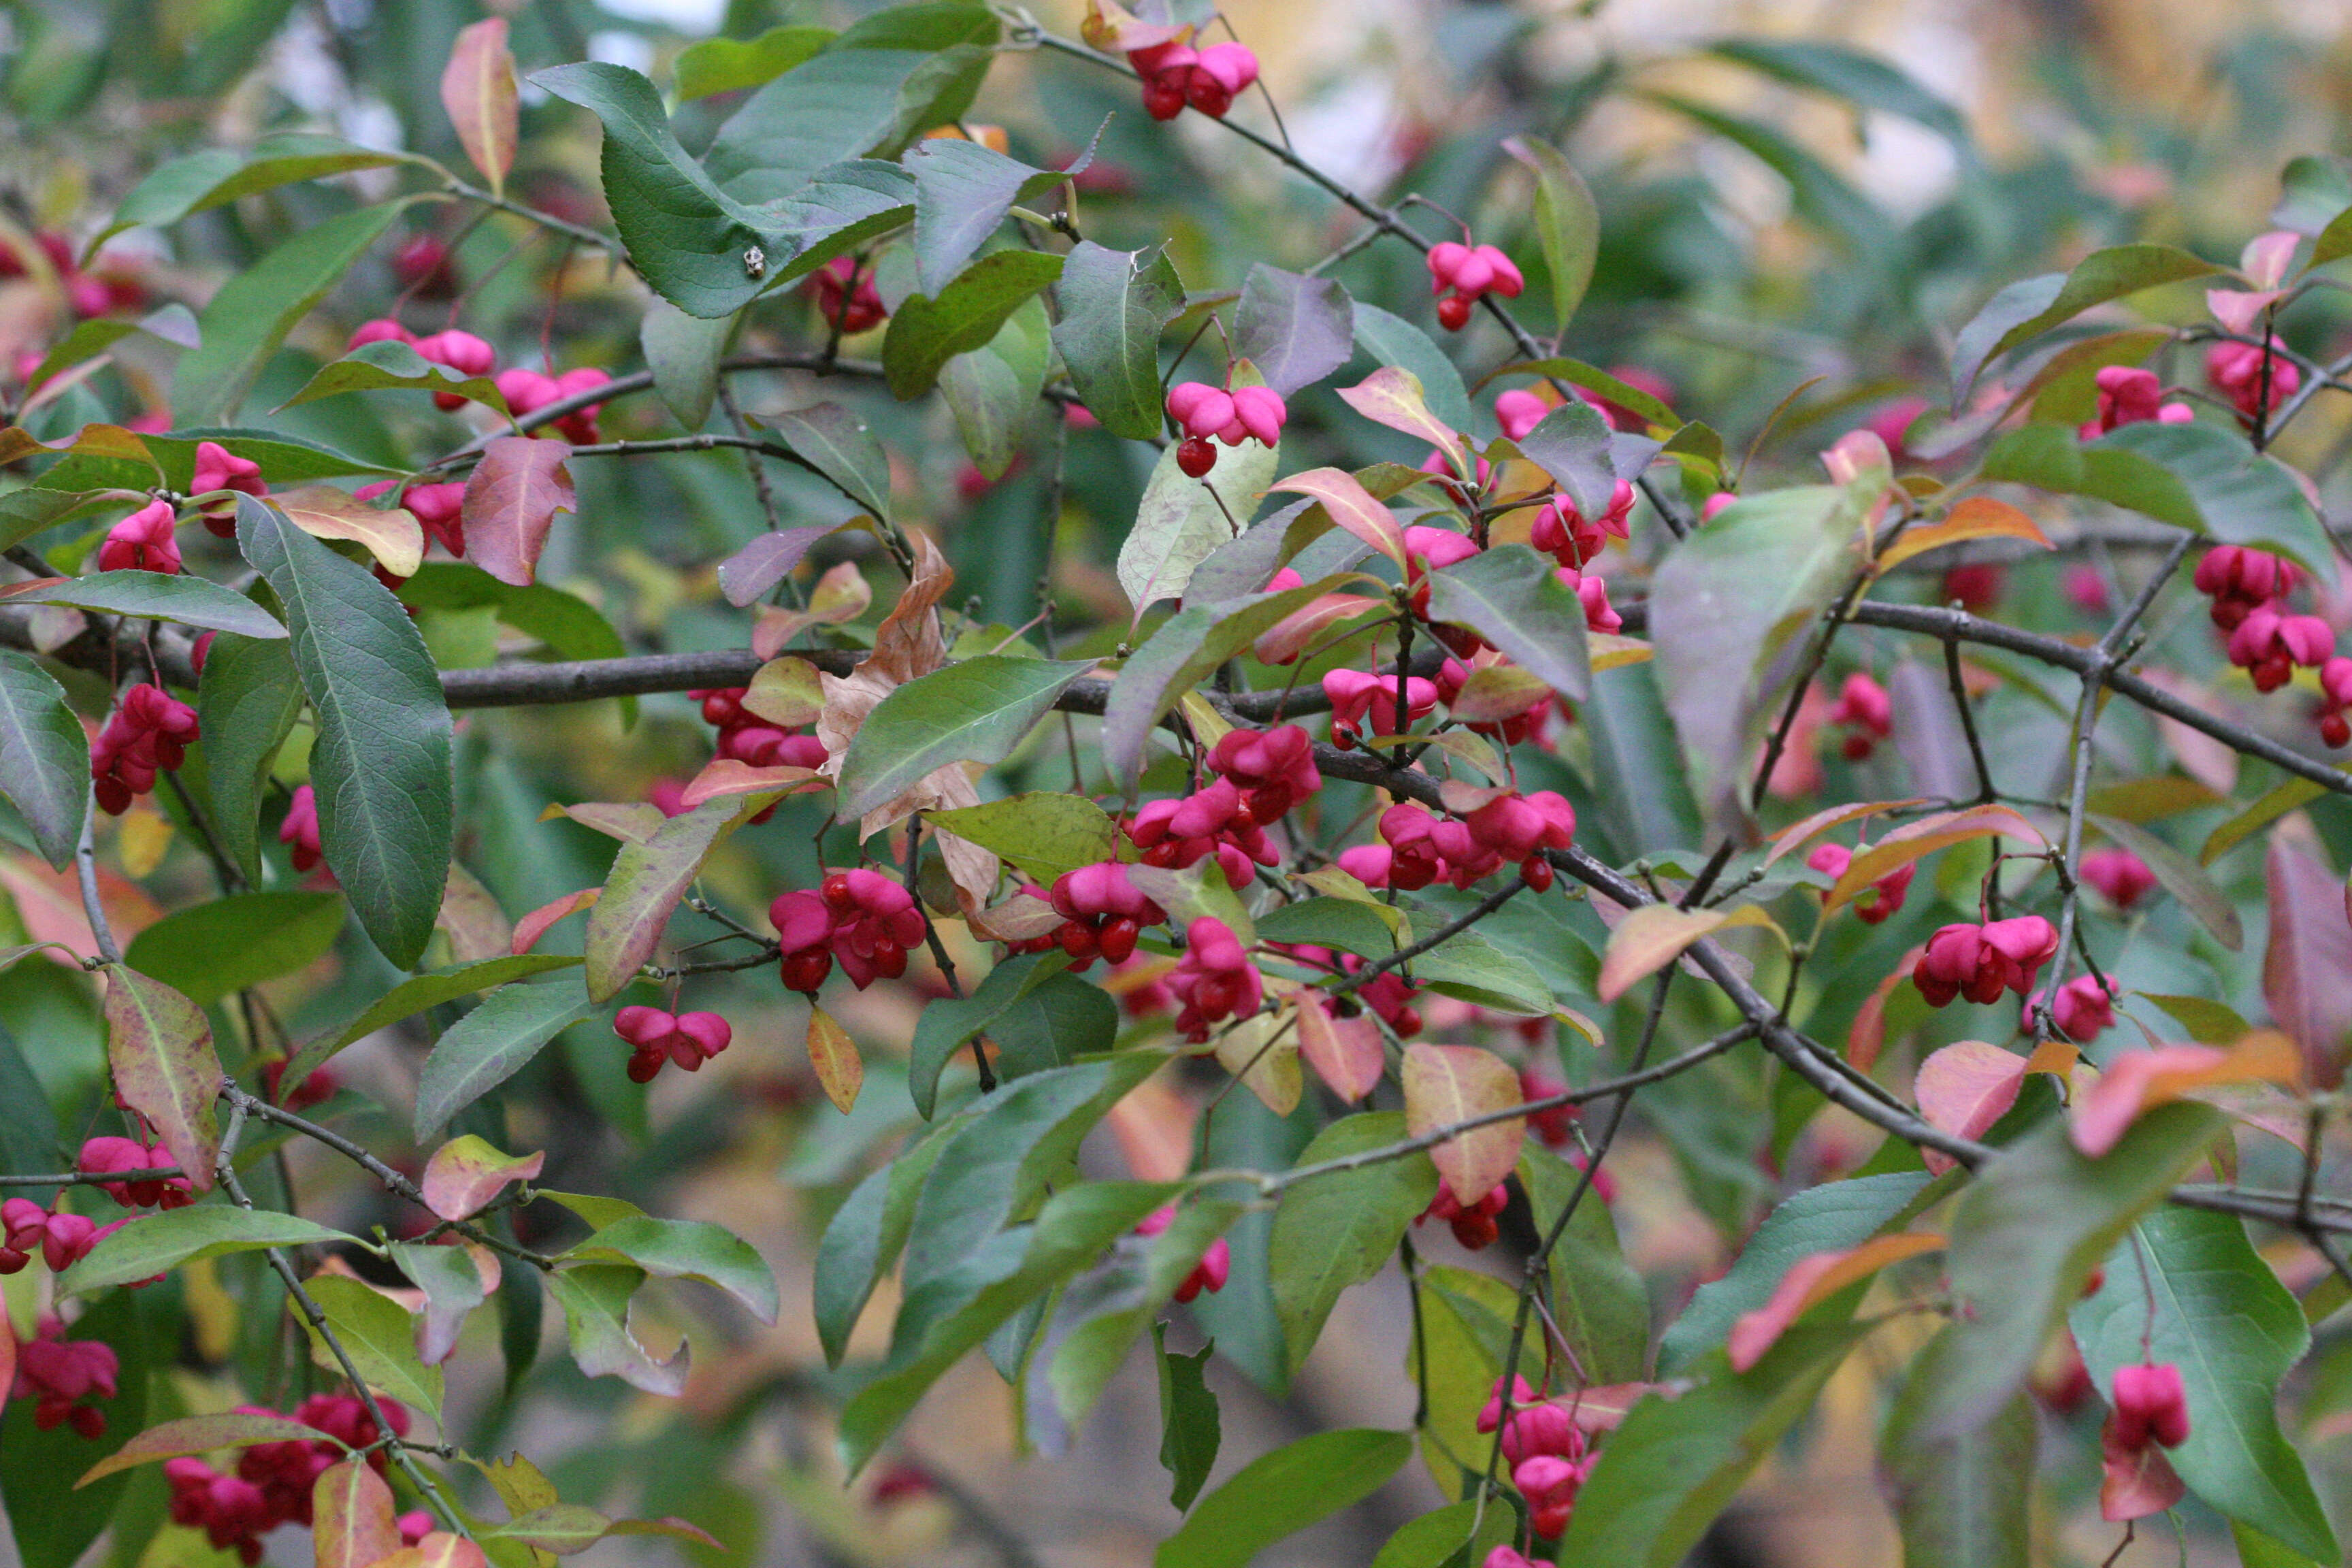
6, 1, 2352, 1565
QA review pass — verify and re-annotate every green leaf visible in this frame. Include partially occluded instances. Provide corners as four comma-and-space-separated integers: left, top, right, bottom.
902, 1055, 1161, 1294
1906, 1102, 2223, 1441
1042, 1198, 1240, 1431
1371, 1502, 1514, 1568
532, 63, 782, 321
0, 489, 113, 554
412, 974, 596, 1138
674, 24, 832, 99
93, 133, 408, 249
0, 649, 88, 870
1422, 543, 1591, 701
1350, 305, 1471, 435
1649, 95, 1880, 248
1270, 1112, 1440, 1371
1648, 464, 1882, 831
1477, 357, 1677, 427
566, 1215, 780, 1324
301, 1273, 445, 1420
837, 655, 1097, 819
545, 1263, 689, 1395
904, 953, 1072, 1116
584, 792, 777, 1002
0, 1020, 64, 1204
390, 1239, 490, 1365
1412, 1263, 1540, 1497
238, 496, 453, 969
1513, 395, 1616, 519
2098, 419, 2339, 587
1517, 1145, 1648, 1383
24, 305, 199, 396
281, 954, 583, 1098
1051, 242, 1184, 440
2088, 814, 2242, 950
908, 134, 1084, 296
1116, 412, 1284, 611
1154, 1428, 1412, 1568
124, 892, 345, 1009
1255, 898, 1401, 959
753, 158, 918, 287
1232, 265, 1354, 398
1409, 928, 1553, 1015
59, 1204, 353, 1294
2138, 992, 2251, 1044
940, 293, 1051, 480
1659, 1171, 1931, 1372
1879, 1332, 2034, 1568
2071, 1208, 2338, 1561
814, 1120, 957, 1365
640, 299, 734, 429
1980, 420, 2196, 525
881, 248, 1065, 399
755, 400, 894, 519
195, 633, 302, 884
173, 201, 409, 425
1709, 39, 1969, 142
1155, 1324, 1221, 1512
3, 1291, 150, 1568
278, 338, 511, 416
1100, 577, 1349, 792
3, 570, 286, 639
926, 793, 1117, 885
396, 564, 626, 665
703, 9, 999, 203
1952, 243, 2223, 403
1557, 1326, 1867, 1567
484, 1504, 617, 1554
1501, 137, 1600, 327
102, 966, 221, 1200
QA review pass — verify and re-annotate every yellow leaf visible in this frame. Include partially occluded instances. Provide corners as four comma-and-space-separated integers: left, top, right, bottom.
806, 1004, 863, 1113
1597, 903, 1780, 1002
116, 807, 172, 877
1874, 495, 2053, 574
275, 485, 425, 578
1403, 1043, 1522, 1201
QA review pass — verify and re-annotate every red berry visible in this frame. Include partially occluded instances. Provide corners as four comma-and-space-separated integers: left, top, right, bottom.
626, 1051, 662, 1084
821, 872, 856, 911
1058, 922, 1099, 961
2325, 713, 2351, 749
1436, 294, 1472, 331
1099, 917, 1141, 964
781, 950, 832, 994
1520, 855, 1553, 892
1177, 435, 1218, 478
1142, 80, 1187, 120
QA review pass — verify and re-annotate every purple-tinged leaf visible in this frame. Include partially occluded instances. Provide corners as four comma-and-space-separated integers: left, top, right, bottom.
2263, 838, 2352, 1088
103, 966, 220, 1196
1232, 265, 1354, 398
717, 525, 839, 606
462, 436, 576, 588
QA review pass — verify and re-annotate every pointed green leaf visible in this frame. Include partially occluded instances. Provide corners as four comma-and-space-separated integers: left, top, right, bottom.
196, 632, 302, 884
301, 1273, 445, 1420
837, 655, 1097, 819
881, 248, 1064, 399
1422, 543, 1592, 702
59, 1205, 353, 1294
0, 650, 88, 870
1154, 1428, 1412, 1568
566, 1215, 779, 1324
584, 792, 781, 1002
1051, 242, 1184, 440
2, 570, 284, 640
412, 975, 596, 1138
1270, 1113, 1440, 1371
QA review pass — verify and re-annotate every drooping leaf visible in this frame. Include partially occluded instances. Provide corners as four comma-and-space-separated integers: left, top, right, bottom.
1422, 543, 1592, 700
2087, 813, 2241, 950
2073, 1209, 2338, 1561
1878, 1335, 2034, 1568
1513, 395, 1616, 519
674, 24, 834, 99
0, 649, 88, 870
566, 1215, 779, 1324
390, 1240, 491, 1365
836, 657, 1097, 819
757, 400, 894, 520
102, 966, 220, 1196
421, 1134, 544, 1222
2098, 419, 2338, 586
123, 892, 344, 1008
1337, 366, 1467, 478
1155, 1323, 1222, 1510
1041, 1198, 1241, 1434
75, 1411, 342, 1486
544, 1264, 689, 1395
1501, 137, 1600, 327
24, 306, 199, 395
93, 133, 408, 250
532, 63, 783, 319
907, 134, 1089, 296
59, 1205, 353, 1294
1269, 1112, 1439, 1371
412, 975, 596, 1138
279, 339, 511, 416
640, 299, 734, 429
174, 201, 409, 424
280, 954, 583, 1096
237, 496, 453, 969
440, 18, 519, 196
1349, 304, 1471, 434
1232, 265, 1354, 398
1906, 1102, 2223, 1441
814, 1122, 956, 1366
583, 793, 778, 1002
196, 633, 303, 883
1051, 242, 1183, 439
1, 570, 286, 640
1117, 421, 1284, 611
1950, 244, 2223, 404
300, 1274, 445, 1419
2263, 838, 2352, 1088
1153, 1428, 1412, 1568
461, 437, 576, 589
881, 248, 1064, 399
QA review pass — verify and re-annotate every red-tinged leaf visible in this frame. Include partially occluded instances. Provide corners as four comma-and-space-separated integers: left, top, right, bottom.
969, 888, 1061, 942
807, 1004, 863, 1113
604, 1517, 725, 1550
1337, 367, 1466, 477
2264, 838, 2352, 1087
1826, 804, 2043, 915
1401, 1043, 1523, 1203
2101, 1437, 2186, 1522
1762, 797, 1931, 866
1565, 1383, 1670, 1433
1269, 467, 1407, 566
1596, 904, 1778, 1003
1848, 947, 1924, 1073
722, 526, 847, 611
276, 485, 424, 578
462, 436, 576, 587
1873, 495, 2053, 573
76, 1411, 333, 1486
1913, 1041, 2027, 1175
420, 1134, 545, 1221
1445, 663, 1553, 724
512, 887, 599, 955
740, 655, 828, 727
1727, 1232, 1944, 1371
436, 863, 512, 965
2070, 1032, 2302, 1158
679, 758, 821, 810
538, 801, 662, 845
312, 1458, 402, 1568
104, 966, 221, 1196
1295, 990, 1384, 1102
584, 793, 781, 1002
2136, 667, 2240, 797
441, 18, 519, 196
1251, 592, 1382, 665
372, 1533, 491, 1568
